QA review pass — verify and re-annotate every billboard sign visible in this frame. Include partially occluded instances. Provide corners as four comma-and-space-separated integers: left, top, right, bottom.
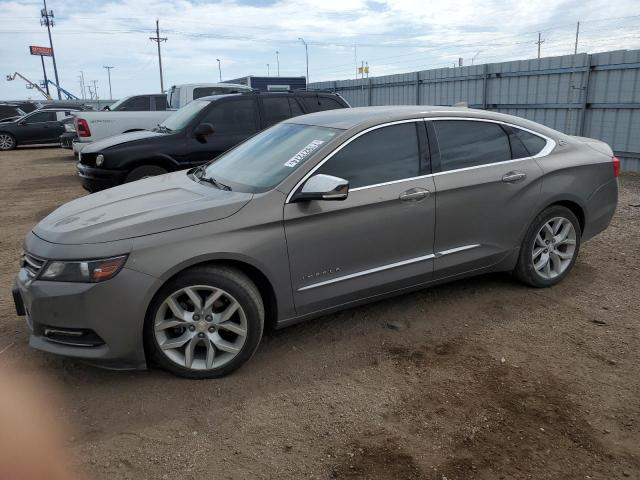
29, 46, 53, 57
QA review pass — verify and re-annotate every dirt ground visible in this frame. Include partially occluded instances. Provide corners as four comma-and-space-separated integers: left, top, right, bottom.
0, 146, 638, 480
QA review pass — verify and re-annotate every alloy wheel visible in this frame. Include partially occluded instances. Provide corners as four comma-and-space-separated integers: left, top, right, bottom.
0, 134, 14, 150
154, 285, 248, 370
531, 216, 577, 279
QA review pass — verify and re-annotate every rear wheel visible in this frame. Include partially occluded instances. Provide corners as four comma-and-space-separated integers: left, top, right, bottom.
514, 205, 581, 287
144, 266, 264, 378
125, 165, 168, 183
0, 133, 16, 151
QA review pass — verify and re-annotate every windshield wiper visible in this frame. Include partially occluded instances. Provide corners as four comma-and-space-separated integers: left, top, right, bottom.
156, 124, 172, 133
192, 165, 232, 191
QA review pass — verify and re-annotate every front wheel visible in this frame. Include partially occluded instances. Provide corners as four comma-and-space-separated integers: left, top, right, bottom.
514, 205, 581, 287
125, 165, 168, 183
0, 133, 16, 151
144, 266, 264, 378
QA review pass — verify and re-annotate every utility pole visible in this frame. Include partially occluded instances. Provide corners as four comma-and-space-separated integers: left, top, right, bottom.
298, 37, 309, 87
536, 32, 545, 59
361, 61, 364, 79
40, 0, 61, 99
354, 44, 357, 79
267, 64, 270, 76
91, 80, 98, 99
87, 85, 93, 100
103, 66, 114, 100
275, 51, 280, 76
149, 19, 167, 93
216, 58, 222, 81
79, 70, 85, 99
40, 56, 50, 96
574, 21, 580, 54
78, 76, 83, 99
365, 61, 369, 79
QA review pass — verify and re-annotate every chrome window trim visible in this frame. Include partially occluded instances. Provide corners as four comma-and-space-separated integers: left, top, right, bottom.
297, 244, 480, 292
285, 118, 424, 203
285, 116, 556, 202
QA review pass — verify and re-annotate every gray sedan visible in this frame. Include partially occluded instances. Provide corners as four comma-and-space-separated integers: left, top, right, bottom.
13, 106, 619, 378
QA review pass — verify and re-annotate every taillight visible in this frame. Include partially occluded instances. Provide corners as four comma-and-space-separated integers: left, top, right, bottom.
76, 118, 91, 138
612, 156, 620, 177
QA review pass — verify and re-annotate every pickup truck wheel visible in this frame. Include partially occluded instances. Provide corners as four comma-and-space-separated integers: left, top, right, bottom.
144, 266, 264, 379
125, 165, 168, 183
0, 133, 16, 151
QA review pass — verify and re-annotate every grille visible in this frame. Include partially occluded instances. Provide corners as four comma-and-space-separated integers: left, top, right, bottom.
22, 252, 46, 278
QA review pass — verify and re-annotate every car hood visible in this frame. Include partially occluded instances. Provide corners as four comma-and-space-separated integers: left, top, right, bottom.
83, 130, 166, 153
33, 171, 253, 245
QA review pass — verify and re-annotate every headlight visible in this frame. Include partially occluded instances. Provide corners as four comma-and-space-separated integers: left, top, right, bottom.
95, 154, 104, 166
39, 255, 128, 283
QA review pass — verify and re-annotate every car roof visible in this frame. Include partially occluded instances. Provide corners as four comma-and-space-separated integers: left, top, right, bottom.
196, 91, 341, 102
283, 105, 563, 136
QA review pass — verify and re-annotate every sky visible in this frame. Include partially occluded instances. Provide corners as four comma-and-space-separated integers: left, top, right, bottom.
1, 0, 639, 101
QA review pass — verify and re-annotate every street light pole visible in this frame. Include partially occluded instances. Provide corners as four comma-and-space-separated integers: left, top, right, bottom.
267, 63, 270, 76
216, 58, 222, 82
276, 50, 280, 76
103, 65, 114, 100
298, 37, 309, 87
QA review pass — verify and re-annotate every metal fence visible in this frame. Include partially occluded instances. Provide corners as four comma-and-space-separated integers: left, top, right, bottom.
310, 49, 640, 172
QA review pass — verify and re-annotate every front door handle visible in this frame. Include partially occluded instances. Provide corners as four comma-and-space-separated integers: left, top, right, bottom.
502, 171, 527, 183
399, 188, 430, 201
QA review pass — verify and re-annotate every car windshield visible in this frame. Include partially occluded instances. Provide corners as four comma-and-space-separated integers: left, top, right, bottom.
160, 100, 209, 131
200, 123, 341, 192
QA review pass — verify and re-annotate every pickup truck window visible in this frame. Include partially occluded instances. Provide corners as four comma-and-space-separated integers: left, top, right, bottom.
160, 100, 209, 131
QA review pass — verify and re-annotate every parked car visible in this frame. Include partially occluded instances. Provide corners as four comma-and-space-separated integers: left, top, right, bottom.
168, 83, 252, 109
0, 107, 84, 150
76, 90, 350, 191
59, 117, 76, 149
0, 103, 28, 123
13, 106, 619, 378
72, 84, 234, 154
103, 94, 167, 111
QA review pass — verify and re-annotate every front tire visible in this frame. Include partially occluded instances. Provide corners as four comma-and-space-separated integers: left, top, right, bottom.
0, 133, 16, 151
514, 205, 581, 287
144, 266, 264, 379
125, 165, 168, 183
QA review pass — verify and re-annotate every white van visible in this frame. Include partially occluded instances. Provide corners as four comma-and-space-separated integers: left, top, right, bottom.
167, 83, 252, 109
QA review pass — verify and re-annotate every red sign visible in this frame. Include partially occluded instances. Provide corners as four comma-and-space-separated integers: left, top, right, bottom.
29, 46, 52, 57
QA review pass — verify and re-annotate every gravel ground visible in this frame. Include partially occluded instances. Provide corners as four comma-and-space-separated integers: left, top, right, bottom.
0, 146, 639, 480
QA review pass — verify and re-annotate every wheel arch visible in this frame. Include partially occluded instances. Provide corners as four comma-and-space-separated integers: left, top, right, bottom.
126, 154, 180, 172
144, 257, 279, 331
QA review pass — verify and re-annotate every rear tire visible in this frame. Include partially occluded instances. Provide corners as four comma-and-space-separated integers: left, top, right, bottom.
514, 205, 581, 287
0, 133, 16, 151
125, 165, 168, 183
144, 266, 264, 379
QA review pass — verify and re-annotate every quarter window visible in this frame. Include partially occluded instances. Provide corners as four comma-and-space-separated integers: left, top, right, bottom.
200, 99, 258, 135
434, 120, 511, 171
316, 122, 420, 189
512, 128, 546, 156
302, 96, 343, 113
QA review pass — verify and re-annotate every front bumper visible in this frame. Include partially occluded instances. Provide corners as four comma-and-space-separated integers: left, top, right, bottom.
14, 264, 160, 370
76, 162, 127, 192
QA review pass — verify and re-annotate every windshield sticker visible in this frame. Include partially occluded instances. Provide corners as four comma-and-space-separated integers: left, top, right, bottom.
284, 140, 325, 167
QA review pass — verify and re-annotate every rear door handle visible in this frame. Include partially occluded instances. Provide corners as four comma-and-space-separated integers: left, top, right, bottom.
399, 188, 430, 201
502, 171, 527, 183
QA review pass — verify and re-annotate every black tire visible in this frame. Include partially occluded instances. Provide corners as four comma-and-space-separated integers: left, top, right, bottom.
125, 165, 168, 183
514, 205, 582, 288
144, 266, 264, 379
0, 133, 16, 151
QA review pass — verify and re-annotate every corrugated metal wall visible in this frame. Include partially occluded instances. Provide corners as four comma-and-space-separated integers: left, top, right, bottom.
310, 49, 640, 172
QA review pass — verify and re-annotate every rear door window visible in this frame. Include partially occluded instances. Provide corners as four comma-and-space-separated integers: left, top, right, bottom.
262, 97, 294, 127
316, 122, 420, 188
25, 111, 57, 123
301, 96, 344, 113
153, 96, 167, 111
433, 120, 511, 172
199, 98, 258, 135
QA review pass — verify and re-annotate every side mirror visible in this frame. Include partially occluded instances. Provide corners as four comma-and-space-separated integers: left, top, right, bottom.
292, 174, 349, 202
19, 121, 26, 125
194, 122, 215, 138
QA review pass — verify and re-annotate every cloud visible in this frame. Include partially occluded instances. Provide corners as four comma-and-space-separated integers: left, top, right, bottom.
0, 0, 638, 100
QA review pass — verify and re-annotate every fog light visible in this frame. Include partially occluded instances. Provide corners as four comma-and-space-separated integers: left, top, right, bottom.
96, 154, 104, 166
